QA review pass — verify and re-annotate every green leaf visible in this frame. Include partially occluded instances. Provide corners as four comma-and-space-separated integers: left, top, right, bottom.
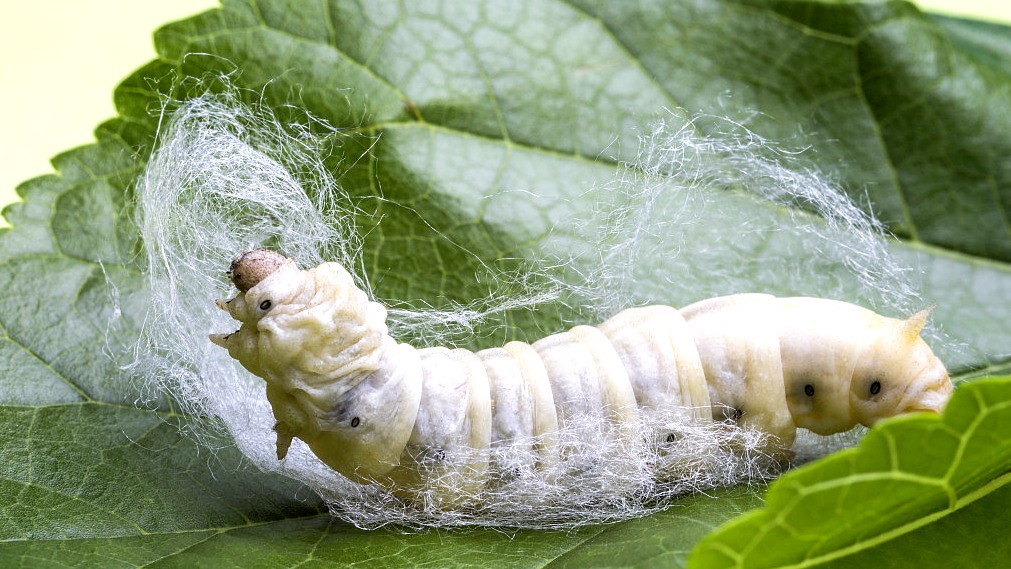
0, 405, 321, 541
2, 0, 1010, 567
688, 377, 1011, 569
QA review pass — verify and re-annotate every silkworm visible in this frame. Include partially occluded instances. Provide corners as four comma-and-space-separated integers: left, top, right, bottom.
210, 250, 952, 502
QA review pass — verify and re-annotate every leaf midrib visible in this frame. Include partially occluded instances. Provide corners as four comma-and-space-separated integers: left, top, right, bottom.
782, 469, 1011, 569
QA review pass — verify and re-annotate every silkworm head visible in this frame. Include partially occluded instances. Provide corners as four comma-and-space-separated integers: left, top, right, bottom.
211, 251, 303, 373
211, 253, 389, 389
229, 249, 289, 292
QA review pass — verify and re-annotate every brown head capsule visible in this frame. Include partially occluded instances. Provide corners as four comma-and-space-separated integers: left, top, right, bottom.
228, 249, 289, 292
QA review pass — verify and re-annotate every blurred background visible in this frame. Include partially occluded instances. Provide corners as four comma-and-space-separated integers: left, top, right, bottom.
1, 0, 1009, 224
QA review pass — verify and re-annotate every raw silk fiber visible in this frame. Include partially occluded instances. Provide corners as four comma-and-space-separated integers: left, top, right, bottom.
130, 89, 924, 529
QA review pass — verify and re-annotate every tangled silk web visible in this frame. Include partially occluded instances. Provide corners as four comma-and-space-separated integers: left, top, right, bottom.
130, 88, 925, 529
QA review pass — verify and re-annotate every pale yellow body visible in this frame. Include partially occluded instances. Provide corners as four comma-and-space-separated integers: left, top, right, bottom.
212, 257, 952, 502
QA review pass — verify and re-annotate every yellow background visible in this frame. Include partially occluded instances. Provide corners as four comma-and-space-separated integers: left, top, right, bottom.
1, 0, 1010, 225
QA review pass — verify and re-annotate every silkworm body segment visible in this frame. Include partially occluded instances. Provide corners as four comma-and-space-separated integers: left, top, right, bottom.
210, 252, 952, 500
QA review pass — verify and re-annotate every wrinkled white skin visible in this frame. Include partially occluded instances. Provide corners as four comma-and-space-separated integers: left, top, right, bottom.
211, 254, 953, 503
